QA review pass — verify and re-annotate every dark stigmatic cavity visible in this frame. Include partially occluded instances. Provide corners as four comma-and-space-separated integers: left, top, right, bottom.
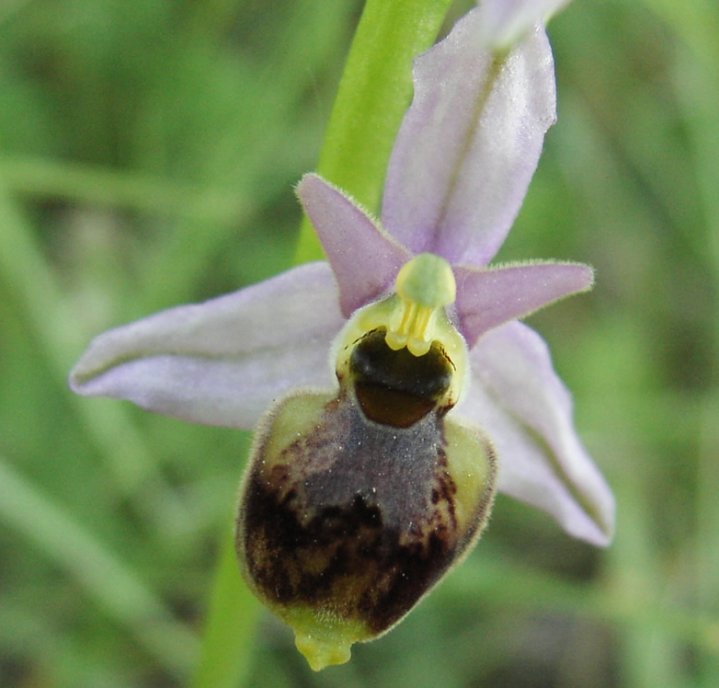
349, 328, 454, 428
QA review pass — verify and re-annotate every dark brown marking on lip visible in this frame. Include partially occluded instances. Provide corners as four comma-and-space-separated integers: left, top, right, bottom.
238, 390, 474, 634
242, 471, 457, 633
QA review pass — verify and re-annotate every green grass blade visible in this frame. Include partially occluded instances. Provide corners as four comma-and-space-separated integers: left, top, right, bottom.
0, 456, 199, 679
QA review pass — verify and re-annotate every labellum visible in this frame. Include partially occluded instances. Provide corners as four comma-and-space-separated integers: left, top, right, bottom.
236, 254, 497, 670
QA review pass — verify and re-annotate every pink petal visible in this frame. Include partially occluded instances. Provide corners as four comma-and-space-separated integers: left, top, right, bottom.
296, 174, 412, 317
455, 261, 594, 348
457, 322, 614, 545
70, 263, 344, 428
381, 10, 556, 267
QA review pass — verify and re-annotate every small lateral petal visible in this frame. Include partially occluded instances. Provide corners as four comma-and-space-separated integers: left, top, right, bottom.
475, 0, 572, 50
458, 322, 614, 545
381, 10, 556, 267
70, 263, 343, 428
296, 174, 412, 317
454, 261, 593, 348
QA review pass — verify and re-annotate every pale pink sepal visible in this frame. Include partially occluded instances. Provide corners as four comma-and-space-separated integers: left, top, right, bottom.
69, 263, 344, 428
476, 0, 572, 50
454, 261, 594, 347
296, 174, 412, 317
381, 10, 556, 267
457, 321, 614, 545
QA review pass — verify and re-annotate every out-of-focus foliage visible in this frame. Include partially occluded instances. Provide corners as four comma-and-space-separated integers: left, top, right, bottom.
1, 1, 717, 686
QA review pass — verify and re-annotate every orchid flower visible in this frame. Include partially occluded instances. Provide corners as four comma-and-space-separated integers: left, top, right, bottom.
70, 2, 614, 672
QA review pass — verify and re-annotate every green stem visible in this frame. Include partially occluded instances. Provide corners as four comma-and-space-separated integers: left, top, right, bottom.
295, 0, 453, 261
190, 528, 260, 688
191, 1, 453, 685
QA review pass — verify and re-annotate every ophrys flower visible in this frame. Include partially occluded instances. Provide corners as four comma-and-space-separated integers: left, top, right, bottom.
70, 2, 614, 671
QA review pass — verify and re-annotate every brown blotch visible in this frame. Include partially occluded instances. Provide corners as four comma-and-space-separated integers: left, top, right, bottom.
238, 390, 474, 634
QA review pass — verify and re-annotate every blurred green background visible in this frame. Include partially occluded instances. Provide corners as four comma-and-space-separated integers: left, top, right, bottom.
1, 0, 718, 686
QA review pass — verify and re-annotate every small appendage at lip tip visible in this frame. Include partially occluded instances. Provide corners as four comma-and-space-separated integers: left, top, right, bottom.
295, 632, 352, 672
385, 253, 456, 357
